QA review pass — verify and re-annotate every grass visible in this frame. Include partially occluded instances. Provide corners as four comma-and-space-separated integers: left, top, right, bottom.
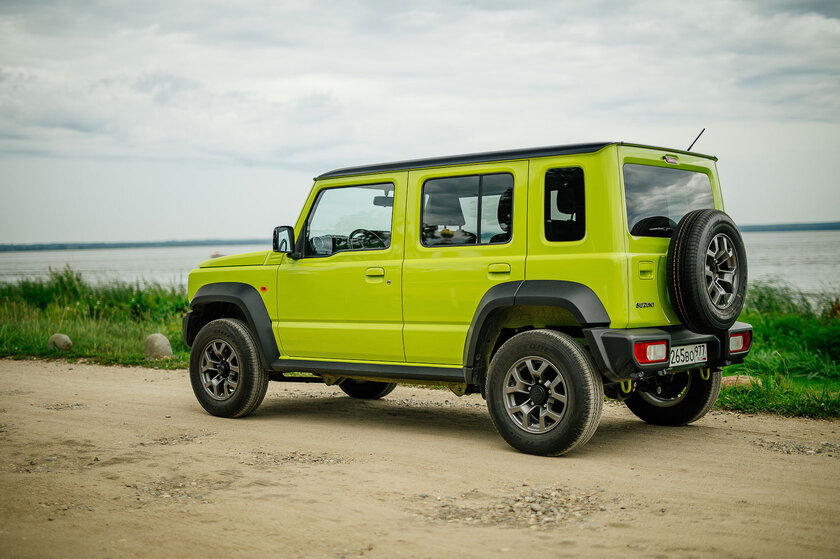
719, 281, 840, 418
0, 269, 838, 418
0, 268, 189, 368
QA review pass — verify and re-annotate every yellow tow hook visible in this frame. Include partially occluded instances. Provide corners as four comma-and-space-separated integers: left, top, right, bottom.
700, 369, 710, 381
620, 380, 633, 394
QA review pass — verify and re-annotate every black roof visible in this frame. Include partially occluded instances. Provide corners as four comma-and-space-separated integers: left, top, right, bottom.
316, 141, 716, 179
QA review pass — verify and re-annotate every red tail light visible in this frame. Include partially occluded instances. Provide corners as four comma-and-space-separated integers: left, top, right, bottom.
634, 341, 668, 364
729, 331, 751, 353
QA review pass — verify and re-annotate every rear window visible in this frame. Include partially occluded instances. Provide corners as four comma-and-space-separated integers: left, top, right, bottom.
623, 164, 714, 238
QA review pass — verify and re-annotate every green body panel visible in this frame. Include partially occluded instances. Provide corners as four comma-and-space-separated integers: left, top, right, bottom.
186, 142, 726, 369
524, 149, 628, 328
187, 265, 279, 322
198, 251, 270, 268
275, 171, 407, 362
402, 161, 528, 364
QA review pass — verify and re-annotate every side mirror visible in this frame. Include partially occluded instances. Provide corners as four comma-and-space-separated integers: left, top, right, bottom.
272, 226, 295, 255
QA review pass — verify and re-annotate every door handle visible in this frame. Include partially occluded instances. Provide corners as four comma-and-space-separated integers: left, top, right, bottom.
488, 263, 511, 274
365, 267, 385, 277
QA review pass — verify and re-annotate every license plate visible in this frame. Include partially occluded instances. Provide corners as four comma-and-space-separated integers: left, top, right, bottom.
669, 343, 707, 367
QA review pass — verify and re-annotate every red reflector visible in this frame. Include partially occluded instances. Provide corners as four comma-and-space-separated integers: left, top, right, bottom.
260, 286, 267, 292
634, 341, 668, 364
729, 331, 751, 353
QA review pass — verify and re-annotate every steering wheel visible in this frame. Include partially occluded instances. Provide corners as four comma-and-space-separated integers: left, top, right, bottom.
348, 228, 384, 249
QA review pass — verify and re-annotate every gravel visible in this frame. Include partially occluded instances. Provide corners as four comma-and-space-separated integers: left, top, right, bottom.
415, 485, 617, 529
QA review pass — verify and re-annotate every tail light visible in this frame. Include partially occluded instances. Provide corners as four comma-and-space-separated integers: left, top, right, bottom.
729, 331, 751, 353
634, 340, 668, 364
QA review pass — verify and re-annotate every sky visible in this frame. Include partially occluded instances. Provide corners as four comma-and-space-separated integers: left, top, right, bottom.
1, 0, 838, 244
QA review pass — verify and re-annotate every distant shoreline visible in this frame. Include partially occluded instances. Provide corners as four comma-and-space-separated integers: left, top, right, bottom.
738, 222, 840, 232
1, 222, 838, 252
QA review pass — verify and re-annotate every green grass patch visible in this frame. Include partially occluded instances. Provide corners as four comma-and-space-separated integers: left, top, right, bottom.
716, 375, 839, 418
720, 281, 840, 418
0, 267, 189, 368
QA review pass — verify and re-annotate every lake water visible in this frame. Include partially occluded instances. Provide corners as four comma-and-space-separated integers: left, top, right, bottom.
0, 231, 838, 295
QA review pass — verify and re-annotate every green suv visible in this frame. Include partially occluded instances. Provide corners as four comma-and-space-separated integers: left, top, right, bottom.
183, 142, 752, 456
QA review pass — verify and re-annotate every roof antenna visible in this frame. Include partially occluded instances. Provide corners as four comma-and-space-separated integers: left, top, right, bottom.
687, 128, 705, 152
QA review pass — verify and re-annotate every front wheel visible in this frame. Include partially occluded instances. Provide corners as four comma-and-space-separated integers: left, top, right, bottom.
189, 318, 269, 418
624, 368, 721, 425
486, 329, 603, 456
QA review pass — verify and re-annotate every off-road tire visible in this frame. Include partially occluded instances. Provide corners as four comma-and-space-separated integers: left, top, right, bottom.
667, 209, 747, 334
189, 318, 269, 418
486, 329, 603, 456
339, 380, 397, 399
624, 368, 721, 425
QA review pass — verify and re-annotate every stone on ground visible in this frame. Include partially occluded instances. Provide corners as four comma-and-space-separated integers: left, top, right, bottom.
47, 333, 73, 351
145, 333, 173, 359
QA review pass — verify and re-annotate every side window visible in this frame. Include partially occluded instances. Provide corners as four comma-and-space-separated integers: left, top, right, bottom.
422, 173, 513, 246
544, 167, 585, 242
304, 183, 394, 257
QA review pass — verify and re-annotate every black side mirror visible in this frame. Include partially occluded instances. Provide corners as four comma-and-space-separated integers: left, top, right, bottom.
272, 226, 296, 256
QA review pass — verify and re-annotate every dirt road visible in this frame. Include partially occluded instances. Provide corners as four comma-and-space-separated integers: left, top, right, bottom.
1, 359, 838, 558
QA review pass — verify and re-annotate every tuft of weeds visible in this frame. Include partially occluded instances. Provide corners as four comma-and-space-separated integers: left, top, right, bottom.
720, 280, 840, 417
716, 373, 839, 419
0, 267, 189, 368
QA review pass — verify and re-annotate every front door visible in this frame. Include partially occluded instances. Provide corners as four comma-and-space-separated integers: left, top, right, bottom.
276, 173, 406, 362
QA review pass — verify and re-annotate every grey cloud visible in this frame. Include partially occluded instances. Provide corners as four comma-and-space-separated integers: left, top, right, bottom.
752, 0, 840, 19
133, 73, 198, 105
0, 1, 838, 191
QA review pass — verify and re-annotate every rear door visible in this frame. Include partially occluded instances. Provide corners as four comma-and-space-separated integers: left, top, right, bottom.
618, 146, 723, 328
402, 162, 528, 365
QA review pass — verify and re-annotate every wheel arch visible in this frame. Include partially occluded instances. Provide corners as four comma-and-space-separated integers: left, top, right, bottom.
184, 282, 279, 366
463, 280, 611, 376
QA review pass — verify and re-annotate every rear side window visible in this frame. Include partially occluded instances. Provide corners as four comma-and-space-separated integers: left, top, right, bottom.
623, 164, 714, 238
421, 173, 513, 246
544, 167, 585, 242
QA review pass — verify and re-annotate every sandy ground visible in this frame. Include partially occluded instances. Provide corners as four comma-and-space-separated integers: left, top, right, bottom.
1, 359, 838, 559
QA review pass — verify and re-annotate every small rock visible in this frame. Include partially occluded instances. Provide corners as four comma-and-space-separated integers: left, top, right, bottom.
47, 333, 73, 351
144, 334, 173, 360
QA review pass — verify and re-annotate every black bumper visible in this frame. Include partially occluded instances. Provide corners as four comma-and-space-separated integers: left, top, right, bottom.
583, 321, 752, 382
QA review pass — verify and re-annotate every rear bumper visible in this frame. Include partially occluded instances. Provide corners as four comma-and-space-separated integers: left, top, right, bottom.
583, 321, 752, 382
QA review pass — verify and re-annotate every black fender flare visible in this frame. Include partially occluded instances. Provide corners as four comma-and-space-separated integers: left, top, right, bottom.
462, 280, 611, 370
184, 282, 279, 364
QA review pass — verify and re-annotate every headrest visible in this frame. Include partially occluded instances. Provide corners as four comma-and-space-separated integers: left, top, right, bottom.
425, 193, 466, 226
556, 185, 576, 215
497, 190, 512, 232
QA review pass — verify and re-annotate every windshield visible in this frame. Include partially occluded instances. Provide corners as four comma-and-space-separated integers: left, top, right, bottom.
623, 164, 714, 238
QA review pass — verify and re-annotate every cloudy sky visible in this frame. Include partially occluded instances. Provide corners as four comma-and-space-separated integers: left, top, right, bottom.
1, 0, 838, 244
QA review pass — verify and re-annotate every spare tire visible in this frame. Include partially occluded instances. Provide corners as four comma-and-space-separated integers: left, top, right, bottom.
667, 209, 747, 333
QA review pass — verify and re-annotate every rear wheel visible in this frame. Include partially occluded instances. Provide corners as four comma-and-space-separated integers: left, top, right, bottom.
624, 368, 721, 425
339, 379, 397, 399
189, 318, 269, 418
486, 329, 603, 456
